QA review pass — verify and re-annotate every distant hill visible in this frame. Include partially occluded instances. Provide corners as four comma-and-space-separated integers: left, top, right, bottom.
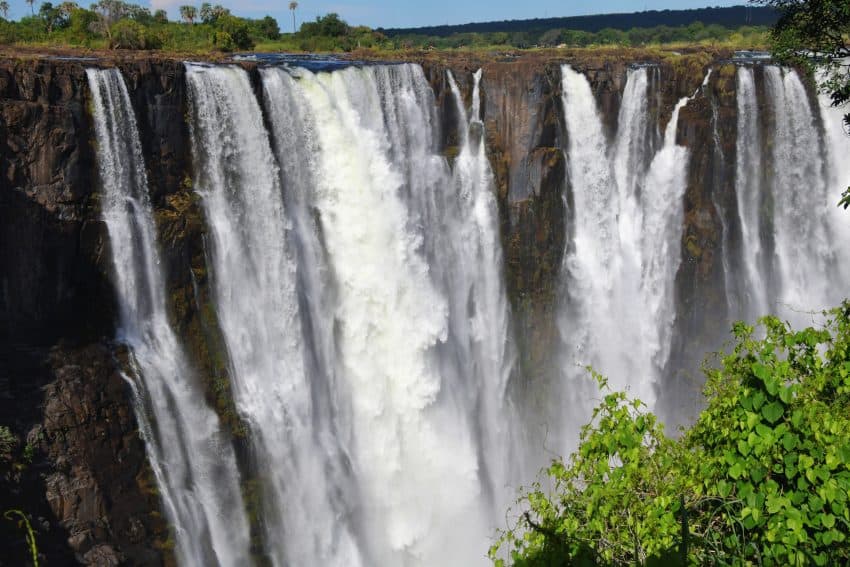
378, 6, 777, 37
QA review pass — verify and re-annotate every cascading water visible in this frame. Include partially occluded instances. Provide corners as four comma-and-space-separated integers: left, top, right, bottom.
558, 64, 629, 418
762, 67, 843, 321
265, 63, 491, 566
557, 64, 702, 444
94, 56, 850, 567
184, 63, 362, 567
181, 62, 519, 566
734, 65, 769, 319
86, 67, 251, 567
729, 64, 850, 326
641, 93, 696, 378
446, 68, 518, 506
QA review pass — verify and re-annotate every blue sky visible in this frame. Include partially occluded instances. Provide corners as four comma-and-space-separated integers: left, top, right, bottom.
3, 0, 749, 30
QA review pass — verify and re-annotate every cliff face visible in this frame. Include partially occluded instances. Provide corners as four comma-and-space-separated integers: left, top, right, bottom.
0, 58, 185, 565
0, 51, 742, 564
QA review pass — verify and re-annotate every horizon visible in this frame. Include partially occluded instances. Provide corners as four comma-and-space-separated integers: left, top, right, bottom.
2, 0, 753, 32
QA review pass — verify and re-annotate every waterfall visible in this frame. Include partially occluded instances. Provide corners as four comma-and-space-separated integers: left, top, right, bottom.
558, 66, 623, 403
92, 57, 850, 567
641, 93, 693, 376
557, 65, 700, 442
734, 65, 769, 319
184, 63, 363, 567
729, 65, 850, 325
86, 67, 251, 567
446, 69, 518, 506
764, 66, 838, 321
817, 70, 850, 284
270, 63, 491, 566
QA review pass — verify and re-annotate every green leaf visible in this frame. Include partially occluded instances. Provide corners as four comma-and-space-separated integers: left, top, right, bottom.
738, 439, 752, 456
782, 433, 798, 451
729, 462, 744, 480
823, 514, 836, 528
762, 401, 784, 424
753, 362, 770, 381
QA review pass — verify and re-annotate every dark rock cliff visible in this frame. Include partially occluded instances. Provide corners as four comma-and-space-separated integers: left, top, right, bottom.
0, 50, 741, 564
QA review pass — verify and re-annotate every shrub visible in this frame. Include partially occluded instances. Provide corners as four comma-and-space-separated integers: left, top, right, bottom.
211, 30, 234, 51
214, 15, 252, 50
492, 304, 850, 566
109, 18, 160, 49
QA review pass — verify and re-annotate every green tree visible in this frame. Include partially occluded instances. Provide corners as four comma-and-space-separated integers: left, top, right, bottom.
255, 15, 278, 39
0, 1, 9, 19
300, 12, 349, 38
288, 1, 297, 33
109, 17, 160, 48
492, 305, 850, 566
39, 2, 65, 33
752, 0, 849, 126
214, 14, 252, 49
199, 2, 212, 23
179, 4, 196, 24
90, 0, 132, 39
65, 6, 97, 41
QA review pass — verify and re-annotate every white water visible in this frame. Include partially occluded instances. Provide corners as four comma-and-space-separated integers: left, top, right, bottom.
557, 65, 702, 446
180, 62, 519, 566
734, 66, 769, 319
446, 69, 519, 507
87, 67, 251, 567
729, 65, 850, 326
642, 95, 693, 374
278, 64, 486, 565
184, 64, 364, 567
763, 67, 841, 321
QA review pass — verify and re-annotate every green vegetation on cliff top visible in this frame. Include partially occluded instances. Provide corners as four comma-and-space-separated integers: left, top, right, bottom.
0, 3, 771, 54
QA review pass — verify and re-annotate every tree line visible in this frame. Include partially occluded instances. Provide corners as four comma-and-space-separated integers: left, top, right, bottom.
0, 0, 278, 51
379, 6, 778, 38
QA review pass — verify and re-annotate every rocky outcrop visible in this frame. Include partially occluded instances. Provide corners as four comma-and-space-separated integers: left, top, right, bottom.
36, 344, 169, 565
0, 57, 174, 566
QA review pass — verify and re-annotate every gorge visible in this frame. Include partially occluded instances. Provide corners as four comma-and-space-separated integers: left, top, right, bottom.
1, 51, 848, 565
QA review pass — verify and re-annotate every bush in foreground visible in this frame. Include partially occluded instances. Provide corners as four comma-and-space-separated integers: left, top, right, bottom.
492, 304, 850, 566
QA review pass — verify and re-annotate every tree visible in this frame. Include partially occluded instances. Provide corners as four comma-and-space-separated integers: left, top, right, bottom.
199, 2, 212, 23
300, 12, 349, 38
753, 0, 850, 127
256, 15, 279, 40
153, 9, 167, 24
57, 1, 79, 16
492, 306, 850, 565
109, 18, 160, 49
288, 1, 297, 33
179, 4, 196, 24
752, 0, 850, 208
66, 6, 97, 41
90, 0, 131, 38
39, 2, 68, 32
0, 1, 9, 19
